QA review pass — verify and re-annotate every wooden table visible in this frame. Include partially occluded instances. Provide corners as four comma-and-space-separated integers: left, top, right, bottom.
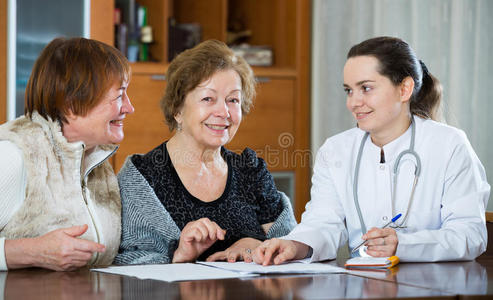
2, 259, 492, 299
348, 259, 493, 299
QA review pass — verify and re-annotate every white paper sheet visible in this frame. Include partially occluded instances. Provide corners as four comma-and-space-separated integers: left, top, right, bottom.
198, 261, 347, 274
344, 256, 396, 268
91, 263, 257, 282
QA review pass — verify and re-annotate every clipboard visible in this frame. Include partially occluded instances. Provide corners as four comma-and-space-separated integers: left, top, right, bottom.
344, 256, 400, 269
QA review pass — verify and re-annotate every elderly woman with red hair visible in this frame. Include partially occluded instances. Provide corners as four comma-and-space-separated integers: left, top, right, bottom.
0, 37, 134, 271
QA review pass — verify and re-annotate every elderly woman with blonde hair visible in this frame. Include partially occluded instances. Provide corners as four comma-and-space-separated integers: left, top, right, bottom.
115, 39, 296, 264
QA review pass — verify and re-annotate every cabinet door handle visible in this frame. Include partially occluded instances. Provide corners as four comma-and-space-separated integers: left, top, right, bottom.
151, 75, 166, 81
255, 76, 270, 83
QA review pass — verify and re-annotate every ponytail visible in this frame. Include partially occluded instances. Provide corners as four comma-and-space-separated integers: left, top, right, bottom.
411, 60, 443, 121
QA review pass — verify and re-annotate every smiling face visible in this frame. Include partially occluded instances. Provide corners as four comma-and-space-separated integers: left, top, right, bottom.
62, 81, 134, 149
343, 55, 412, 146
174, 69, 242, 150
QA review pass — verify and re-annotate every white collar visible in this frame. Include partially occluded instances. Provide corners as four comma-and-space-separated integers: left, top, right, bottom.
364, 116, 422, 164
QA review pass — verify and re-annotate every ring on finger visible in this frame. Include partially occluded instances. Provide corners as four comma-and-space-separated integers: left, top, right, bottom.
382, 238, 386, 246
245, 248, 252, 254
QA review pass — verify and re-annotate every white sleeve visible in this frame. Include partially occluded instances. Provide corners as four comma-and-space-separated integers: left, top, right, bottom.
0, 141, 27, 271
396, 138, 490, 262
283, 146, 348, 262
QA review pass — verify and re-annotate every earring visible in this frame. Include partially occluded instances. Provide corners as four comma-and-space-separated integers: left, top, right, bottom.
176, 122, 182, 131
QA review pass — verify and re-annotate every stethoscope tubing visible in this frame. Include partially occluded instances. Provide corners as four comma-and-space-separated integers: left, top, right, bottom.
352, 116, 422, 234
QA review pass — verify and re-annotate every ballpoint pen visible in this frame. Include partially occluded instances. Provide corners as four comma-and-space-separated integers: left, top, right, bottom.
350, 213, 402, 254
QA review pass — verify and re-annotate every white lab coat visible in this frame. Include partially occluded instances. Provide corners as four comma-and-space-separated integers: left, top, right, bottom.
285, 116, 490, 262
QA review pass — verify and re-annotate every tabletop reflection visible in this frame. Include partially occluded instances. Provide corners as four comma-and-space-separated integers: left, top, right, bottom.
3, 268, 120, 300
0, 260, 490, 300
394, 260, 487, 295
348, 260, 488, 295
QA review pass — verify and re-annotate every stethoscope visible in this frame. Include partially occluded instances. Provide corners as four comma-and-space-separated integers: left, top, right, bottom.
352, 116, 422, 233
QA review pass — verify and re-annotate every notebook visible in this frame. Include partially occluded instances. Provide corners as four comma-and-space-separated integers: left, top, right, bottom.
344, 256, 399, 269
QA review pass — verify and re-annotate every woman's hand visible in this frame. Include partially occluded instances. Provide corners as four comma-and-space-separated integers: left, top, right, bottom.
362, 227, 398, 257
253, 238, 309, 265
173, 218, 226, 263
206, 237, 261, 263
5, 224, 106, 271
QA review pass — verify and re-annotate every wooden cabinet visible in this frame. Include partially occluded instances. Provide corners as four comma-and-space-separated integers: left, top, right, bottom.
228, 78, 296, 167
98, 0, 310, 219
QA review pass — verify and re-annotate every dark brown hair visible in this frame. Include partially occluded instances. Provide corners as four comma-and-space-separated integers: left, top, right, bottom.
347, 36, 442, 120
161, 39, 256, 131
25, 37, 130, 123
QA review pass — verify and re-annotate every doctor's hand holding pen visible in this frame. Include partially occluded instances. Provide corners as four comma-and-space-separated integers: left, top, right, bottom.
352, 213, 402, 257
358, 227, 399, 257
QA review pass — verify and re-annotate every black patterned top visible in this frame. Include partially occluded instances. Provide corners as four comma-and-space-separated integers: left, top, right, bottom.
131, 142, 283, 261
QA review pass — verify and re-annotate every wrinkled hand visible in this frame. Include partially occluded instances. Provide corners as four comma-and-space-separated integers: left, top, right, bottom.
253, 238, 309, 266
6, 224, 106, 271
173, 218, 226, 263
362, 227, 398, 257
206, 237, 261, 263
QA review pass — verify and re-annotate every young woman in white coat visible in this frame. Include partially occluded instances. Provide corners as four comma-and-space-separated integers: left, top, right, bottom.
253, 36, 490, 264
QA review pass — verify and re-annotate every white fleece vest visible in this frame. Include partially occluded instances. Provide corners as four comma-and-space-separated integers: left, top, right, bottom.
0, 112, 121, 266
